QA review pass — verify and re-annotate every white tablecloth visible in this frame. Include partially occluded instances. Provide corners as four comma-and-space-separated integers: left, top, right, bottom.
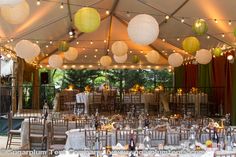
64, 129, 116, 150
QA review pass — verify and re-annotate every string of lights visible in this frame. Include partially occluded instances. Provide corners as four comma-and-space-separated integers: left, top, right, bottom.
35, 0, 236, 24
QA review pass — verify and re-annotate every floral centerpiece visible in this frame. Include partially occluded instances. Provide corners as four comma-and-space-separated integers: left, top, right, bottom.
130, 84, 144, 93
85, 85, 92, 92
155, 85, 164, 92
177, 88, 183, 95
190, 87, 200, 94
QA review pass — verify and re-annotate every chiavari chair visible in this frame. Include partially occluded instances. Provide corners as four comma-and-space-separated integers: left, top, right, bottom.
28, 117, 48, 150
5, 111, 21, 149
150, 128, 167, 146
51, 118, 69, 144
85, 129, 108, 149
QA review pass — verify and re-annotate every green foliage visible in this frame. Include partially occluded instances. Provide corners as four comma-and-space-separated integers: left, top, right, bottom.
47, 68, 173, 91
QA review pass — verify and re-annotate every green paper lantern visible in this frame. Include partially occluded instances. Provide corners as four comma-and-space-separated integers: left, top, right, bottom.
182, 36, 200, 54
74, 7, 100, 33
192, 19, 208, 35
58, 41, 69, 52
234, 28, 236, 37
132, 55, 140, 64
213, 47, 222, 57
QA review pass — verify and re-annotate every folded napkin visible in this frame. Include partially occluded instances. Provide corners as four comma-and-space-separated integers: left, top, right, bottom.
112, 143, 125, 150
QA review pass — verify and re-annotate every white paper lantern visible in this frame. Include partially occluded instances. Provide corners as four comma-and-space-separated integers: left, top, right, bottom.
146, 50, 160, 64
127, 14, 159, 45
1, 0, 30, 24
33, 43, 40, 54
195, 49, 212, 64
100, 56, 112, 67
168, 53, 183, 67
64, 47, 78, 61
111, 41, 128, 57
15, 40, 40, 59
0, 0, 23, 5
48, 55, 63, 68
113, 54, 127, 63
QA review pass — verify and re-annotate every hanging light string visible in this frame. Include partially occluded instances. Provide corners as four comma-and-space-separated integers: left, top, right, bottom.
1, 29, 235, 45
36, 0, 236, 24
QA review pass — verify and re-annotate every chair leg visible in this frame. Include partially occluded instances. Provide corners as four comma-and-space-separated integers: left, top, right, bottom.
5, 134, 10, 149
8, 134, 13, 149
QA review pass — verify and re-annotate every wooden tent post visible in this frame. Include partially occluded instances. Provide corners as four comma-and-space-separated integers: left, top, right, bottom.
17, 58, 24, 113
12, 60, 17, 113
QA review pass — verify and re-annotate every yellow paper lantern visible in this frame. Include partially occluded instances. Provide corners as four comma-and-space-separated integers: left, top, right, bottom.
182, 36, 200, 54
1, 0, 29, 24
212, 47, 222, 57
58, 41, 69, 52
132, 55, 140, 64
74, 7, 100, 33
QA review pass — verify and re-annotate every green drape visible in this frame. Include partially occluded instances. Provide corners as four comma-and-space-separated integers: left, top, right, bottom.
197, 64, 213, 88
174, 66, 185, 88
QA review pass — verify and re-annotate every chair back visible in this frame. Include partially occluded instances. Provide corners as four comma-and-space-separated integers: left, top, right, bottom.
51, 118, 69, 138
116, 129, 137, 145
85, 129, 108, 149
75, 118, 92, 129
7, 111, 14, 131
149, 128, 167, 146
28, 117, 47, 137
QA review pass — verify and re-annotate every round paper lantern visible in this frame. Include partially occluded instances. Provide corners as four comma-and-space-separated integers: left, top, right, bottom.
113, 54, 128, 63
58, 41, 69, 52
74, 7, 100, 33
192, 19, 208, 35
212, 47, 222, 57
196, 49, 212, 64
1, 0, 30, 24
15, 40, 40, 59
48, 55, 63, 68
33, 43, 40, 54
111, 41, 128, 57
182, 36, 200, 54
100, 56, 112, 67
127, 14, 159, 45
64, 47, 78, 61
168, 53, 183, 67
132, 55, 140, 64
146, 50, 160, 64
234, 28, 236, 37
0, 0, 23, 5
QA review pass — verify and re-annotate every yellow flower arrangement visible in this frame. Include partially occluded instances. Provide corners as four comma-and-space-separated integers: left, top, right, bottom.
190, 87, 199, 94
177, 88, 183, 95
205, 140, 213, 148
85, 85, 91, 92
130, 84, 144, 93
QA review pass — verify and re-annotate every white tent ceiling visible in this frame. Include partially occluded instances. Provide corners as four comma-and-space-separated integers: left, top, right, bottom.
0, 0, 235, 69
